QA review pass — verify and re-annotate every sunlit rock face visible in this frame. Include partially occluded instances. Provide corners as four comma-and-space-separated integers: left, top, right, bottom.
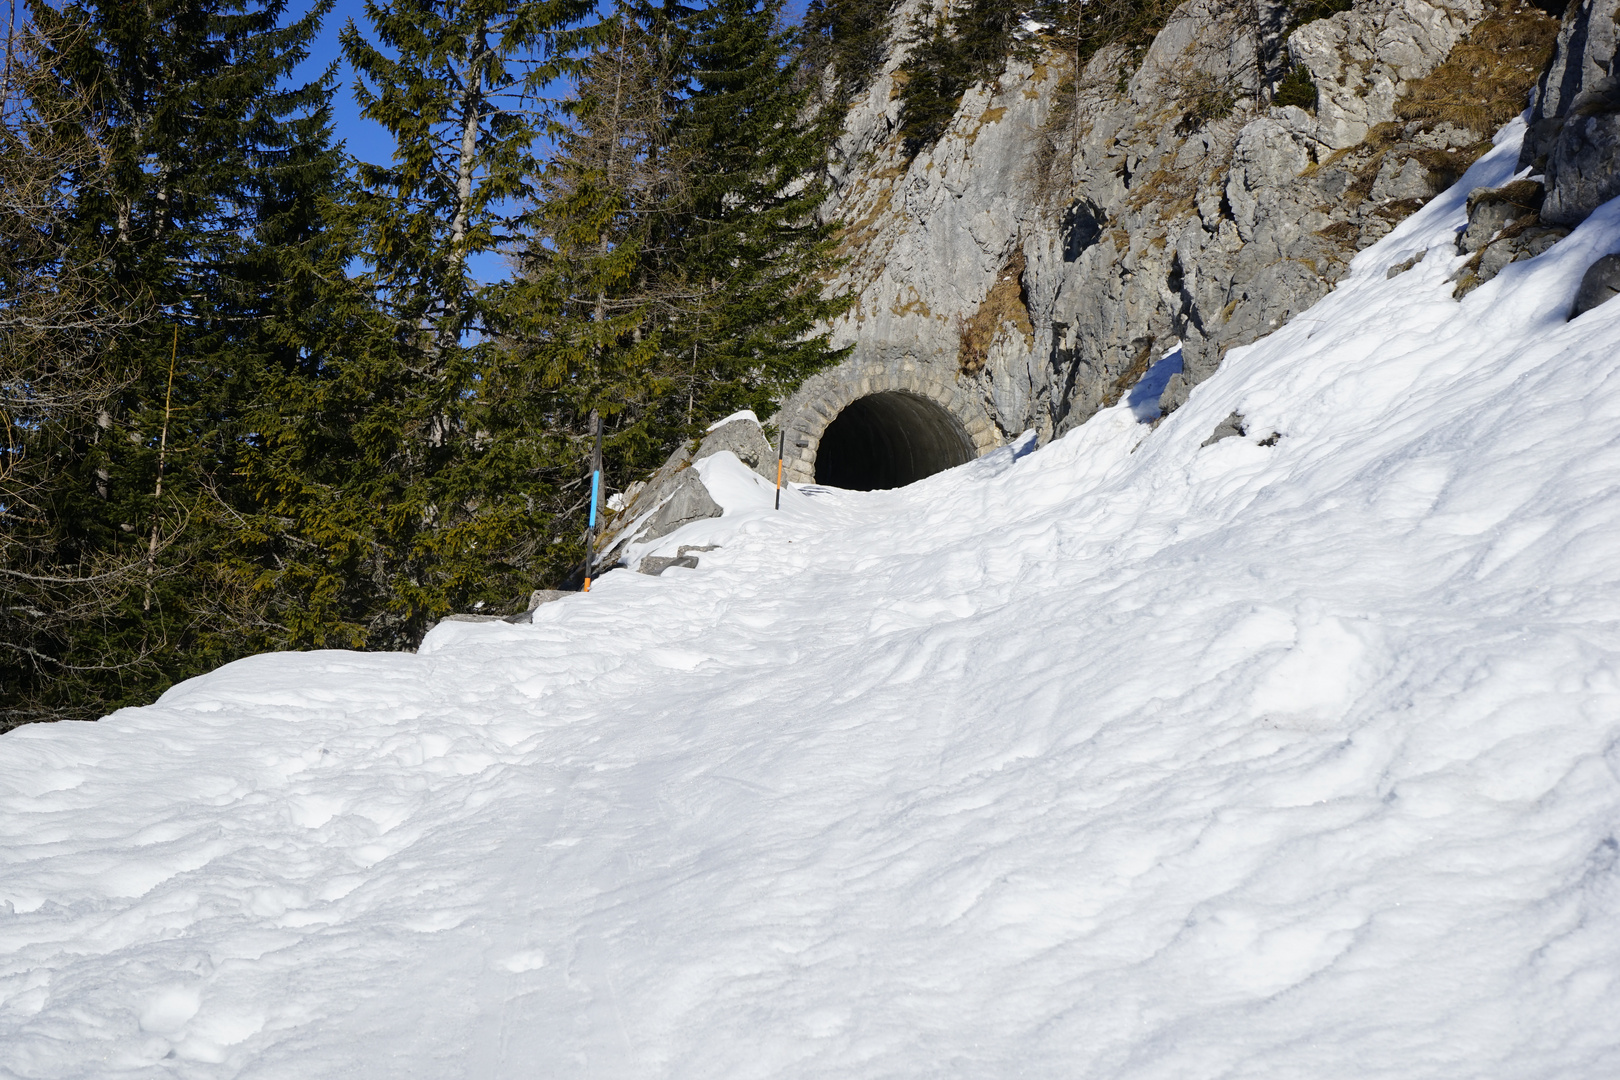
1522, 0, 1620, 226
792, 0, 1558, 470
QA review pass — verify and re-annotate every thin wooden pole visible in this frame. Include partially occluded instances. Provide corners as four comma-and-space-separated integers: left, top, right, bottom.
144, 324, 178, 611
582, 410, 603, 592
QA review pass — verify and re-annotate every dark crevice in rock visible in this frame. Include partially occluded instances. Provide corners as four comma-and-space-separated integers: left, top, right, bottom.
1062, 198, 1108, 261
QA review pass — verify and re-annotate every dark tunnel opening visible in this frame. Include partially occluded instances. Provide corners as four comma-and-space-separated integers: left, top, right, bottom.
813, 392, 977, 490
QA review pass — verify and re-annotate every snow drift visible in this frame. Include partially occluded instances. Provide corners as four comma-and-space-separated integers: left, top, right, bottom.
3, 121, 1620, 1078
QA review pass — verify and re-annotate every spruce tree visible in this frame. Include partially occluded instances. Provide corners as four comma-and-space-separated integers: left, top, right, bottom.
669, 0, 849, 424
2, 0, 344, 724
1, 13, 144, 728
502, 0, 688, 510
802, 0, 894, 100
897, 0, 1026, 156
506, 0, 848, 556
325, 0, 595, 634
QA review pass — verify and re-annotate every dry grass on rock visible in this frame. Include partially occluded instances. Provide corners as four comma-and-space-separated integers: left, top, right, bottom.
958, 251, 1034, 376
1396, 0, 1560, 133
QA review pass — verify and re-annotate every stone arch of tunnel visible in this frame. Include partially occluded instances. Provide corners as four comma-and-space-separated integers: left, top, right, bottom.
775, 363, 1003, 488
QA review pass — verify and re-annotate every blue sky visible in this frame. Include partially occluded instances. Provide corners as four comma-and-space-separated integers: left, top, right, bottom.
294, 0, 813, 168
291, 0, 812, 282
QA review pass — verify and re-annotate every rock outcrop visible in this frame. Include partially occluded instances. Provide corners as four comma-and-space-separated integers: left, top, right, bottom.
689, 413, 777, 480
787, 0, 1568, 471
1573, 251, 1620, 313
1521, 0, 1620, 224
634, 471, 723, 544
1450, 177, 1569, 296
595, 412, 777, 572
440, 587, 569, 627
1449, 0, 1618, 295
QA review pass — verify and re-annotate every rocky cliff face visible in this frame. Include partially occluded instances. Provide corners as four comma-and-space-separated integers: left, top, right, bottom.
1522, 0, 1620, 220
802, 0, 1575, 446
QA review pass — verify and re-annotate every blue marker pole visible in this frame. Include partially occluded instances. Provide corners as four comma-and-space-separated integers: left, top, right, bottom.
583, 411, 603, 592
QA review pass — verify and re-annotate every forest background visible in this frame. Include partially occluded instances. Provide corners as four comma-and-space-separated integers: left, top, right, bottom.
1, 0, 1155, 728
0, 0, 876, 728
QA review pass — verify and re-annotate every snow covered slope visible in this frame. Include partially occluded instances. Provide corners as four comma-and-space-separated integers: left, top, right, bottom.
4, 123, 1620, 1078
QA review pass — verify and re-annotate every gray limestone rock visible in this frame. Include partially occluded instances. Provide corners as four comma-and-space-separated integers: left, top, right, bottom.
1474, 237, 1524, 284
1201, 411, 1247, 446
592, 440, 694, 561
636, 543, 720, 576
442, 587, 572, 627
639, 543, 719, 576
503, 589, 574, 623
1290, 0, 1481, 150
694, 416, 777, 479
594, 420, 766, 563
1157, 371, 1194, 416
1572, 253, 1620, 316
1455, 225, 1569, 296
1521, 0, 1620, 226
1542, 99, 1620, 226
1226, 120, 1313, 240
1370, 155, 1439, 204
1488, 226, 1566, 276
630, 442, 695, 517
1521, 0, 1620, 169
635, 470, 723, 543
639, 554, 701, 576
1387, 249, 1428, 278
1458, 181, 1545, 254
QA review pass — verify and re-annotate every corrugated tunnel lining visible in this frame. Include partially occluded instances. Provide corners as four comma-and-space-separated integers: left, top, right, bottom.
813, 391, 977, 490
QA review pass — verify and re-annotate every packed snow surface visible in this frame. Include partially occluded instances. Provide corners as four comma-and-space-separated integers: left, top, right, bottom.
5, 124, 1620, 1078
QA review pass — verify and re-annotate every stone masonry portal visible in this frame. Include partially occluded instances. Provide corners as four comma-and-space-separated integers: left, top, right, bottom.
775, 359, 1001, 488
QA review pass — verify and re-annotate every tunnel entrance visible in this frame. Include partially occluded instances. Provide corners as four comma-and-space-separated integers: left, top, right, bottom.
813, 391, 977, 490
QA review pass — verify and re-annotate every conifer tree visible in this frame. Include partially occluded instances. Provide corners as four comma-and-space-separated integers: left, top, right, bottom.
506, 0, 848, 554
667, 0, 849, 424
0, 12, 143, 729
802, 0, 894, 100
2, 0, 344, 723
503, 1, 688, 496
319, 0, 594, 635
897, 0, 1026, 156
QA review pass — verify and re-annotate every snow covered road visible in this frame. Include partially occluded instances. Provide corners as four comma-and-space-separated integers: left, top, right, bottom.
3, 123, 1620, 1078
